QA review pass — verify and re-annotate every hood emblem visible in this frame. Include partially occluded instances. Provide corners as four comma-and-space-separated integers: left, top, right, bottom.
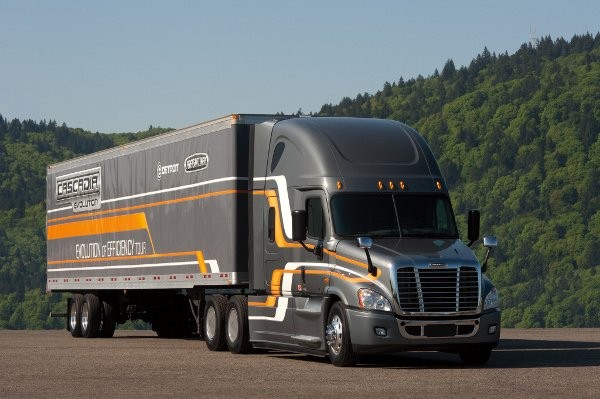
429, 263, 447, 268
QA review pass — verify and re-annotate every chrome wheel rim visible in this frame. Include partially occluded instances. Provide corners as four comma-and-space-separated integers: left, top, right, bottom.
205, 306, 216, 341
326, 314, 343, 355
81, 302, 89, 333
69, 302, 78, 330
227, 308, 239, 343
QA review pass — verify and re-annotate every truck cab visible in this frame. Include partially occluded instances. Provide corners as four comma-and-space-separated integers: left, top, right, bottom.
247, 117, 500, 366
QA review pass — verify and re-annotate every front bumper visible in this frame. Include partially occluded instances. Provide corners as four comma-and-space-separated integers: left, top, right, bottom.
346, 308, 501, 354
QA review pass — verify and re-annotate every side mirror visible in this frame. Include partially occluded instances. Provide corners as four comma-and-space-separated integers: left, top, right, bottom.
467, 209, 480, 246
356, 237, 376, 276
481, 236, 498, 273
483, 236, 498, 248
356, 237, 373, 249
291, 210, 307, 241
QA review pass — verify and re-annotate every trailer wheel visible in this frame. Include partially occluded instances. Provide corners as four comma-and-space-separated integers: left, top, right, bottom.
203, 295, 228, 351
69, 294, 84, 338
459, 345, 493, 366
226, 296, 251, 354
99, 297, 117, 338
325, 302, 358, 367
81, 293, 101, 338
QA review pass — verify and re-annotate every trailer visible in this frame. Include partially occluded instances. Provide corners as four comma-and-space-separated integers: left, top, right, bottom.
46, 114, 500, 366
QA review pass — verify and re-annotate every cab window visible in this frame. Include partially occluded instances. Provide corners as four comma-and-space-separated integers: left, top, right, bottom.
306, 197, 324, 240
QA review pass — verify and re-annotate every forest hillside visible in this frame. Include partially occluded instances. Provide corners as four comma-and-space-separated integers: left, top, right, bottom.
1, 33, 599, 328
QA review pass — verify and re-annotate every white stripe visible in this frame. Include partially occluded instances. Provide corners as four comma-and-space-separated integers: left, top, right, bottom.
48, 261, 198, 272
48, 176, 248, 213
248, 297, 289, 322
48, 259, 219, 273
253, 175, 291, 238
102, 176, 248, 205
281, 262, 331, 296
205, 260, 220, 273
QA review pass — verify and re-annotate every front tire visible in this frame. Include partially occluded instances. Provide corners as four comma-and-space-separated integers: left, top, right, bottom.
325, 302, 358, 367
226, 296, 250, 354
203, 295, 228, 351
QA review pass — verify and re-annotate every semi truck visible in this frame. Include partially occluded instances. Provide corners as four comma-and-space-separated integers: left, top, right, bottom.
46, 114, 500, 366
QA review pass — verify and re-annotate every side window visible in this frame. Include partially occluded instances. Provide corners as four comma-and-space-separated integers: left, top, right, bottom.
270, 142, 285, 173
306, 197, 324, 240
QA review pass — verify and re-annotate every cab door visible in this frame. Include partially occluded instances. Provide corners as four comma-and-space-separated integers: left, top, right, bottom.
291, 191, 332, 346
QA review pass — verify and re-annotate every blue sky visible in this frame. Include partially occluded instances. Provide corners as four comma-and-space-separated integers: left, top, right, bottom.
1, 0, 599, 133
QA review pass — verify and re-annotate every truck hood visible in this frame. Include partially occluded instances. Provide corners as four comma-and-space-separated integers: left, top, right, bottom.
334, 238, 480, 270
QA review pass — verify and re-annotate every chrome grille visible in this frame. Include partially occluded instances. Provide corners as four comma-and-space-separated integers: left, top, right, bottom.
397, 266, 479, 313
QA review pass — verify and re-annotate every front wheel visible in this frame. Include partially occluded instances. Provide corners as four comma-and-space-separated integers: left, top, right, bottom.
325, 302, 358, 367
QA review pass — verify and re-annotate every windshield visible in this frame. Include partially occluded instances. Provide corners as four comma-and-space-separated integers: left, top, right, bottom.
331, 194, 458, 239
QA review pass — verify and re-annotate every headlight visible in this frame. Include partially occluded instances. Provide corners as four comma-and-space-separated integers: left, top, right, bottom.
484, 287, 499, 310
357, 289, 392, 311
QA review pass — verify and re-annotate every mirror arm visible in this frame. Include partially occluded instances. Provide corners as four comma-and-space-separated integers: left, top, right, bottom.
298, 240, 323, 260
364, 248, 377, 276
482, 247, 492, 273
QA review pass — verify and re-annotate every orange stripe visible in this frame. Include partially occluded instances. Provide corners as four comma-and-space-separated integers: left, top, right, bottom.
195, 251, 208, 274
248, 296, 278, 307
47, 213, 148, 240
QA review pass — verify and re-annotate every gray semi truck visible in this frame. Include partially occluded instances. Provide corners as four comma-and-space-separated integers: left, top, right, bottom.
46, 114, 500, 366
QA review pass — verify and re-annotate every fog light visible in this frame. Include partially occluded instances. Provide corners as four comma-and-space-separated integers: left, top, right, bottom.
374, 327, 387, 337
488, 325, 497, 335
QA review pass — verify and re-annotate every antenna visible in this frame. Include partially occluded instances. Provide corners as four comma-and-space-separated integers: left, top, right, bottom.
529, 26, 539, 47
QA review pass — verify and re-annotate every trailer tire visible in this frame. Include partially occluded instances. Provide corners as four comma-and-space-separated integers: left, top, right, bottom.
69, 294, 84, 338
99, 298, 117, 338
81, 293, 101, 338
203, 295, 228, 351
459, 345, 493, 366
226, 296, 251, 354
325, 302, 358, 367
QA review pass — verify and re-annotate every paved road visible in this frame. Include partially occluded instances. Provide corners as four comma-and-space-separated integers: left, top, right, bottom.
0, 329, 598, 398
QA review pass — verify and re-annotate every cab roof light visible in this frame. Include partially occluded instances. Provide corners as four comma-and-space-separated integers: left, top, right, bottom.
399, 180, 406, 190
378, 181, 384, 190
435, 180, 443, 191
337, 180, 343, 190
388, 181, 395, 190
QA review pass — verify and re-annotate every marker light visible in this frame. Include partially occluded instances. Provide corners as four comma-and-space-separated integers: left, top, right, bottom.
388, 181, 395, 190
337, 180, 343, 190
378, 181, 384, 190
399, 180, 406, 190
435, 181, 443, 190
